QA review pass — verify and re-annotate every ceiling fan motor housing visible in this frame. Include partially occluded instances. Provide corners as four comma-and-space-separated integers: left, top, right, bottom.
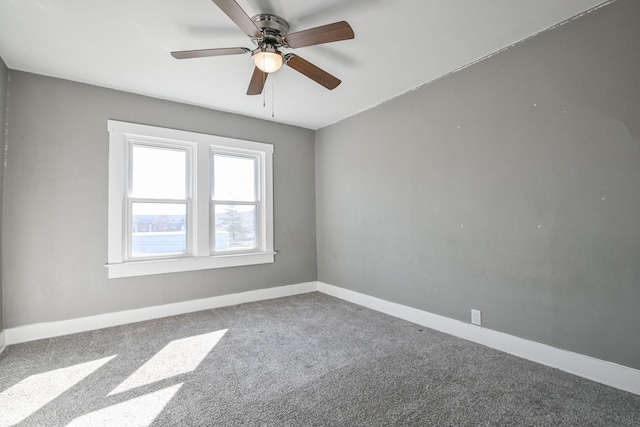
252, 14, 290, 42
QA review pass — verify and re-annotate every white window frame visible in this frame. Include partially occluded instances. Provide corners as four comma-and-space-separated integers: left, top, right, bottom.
107, 120, 274, 278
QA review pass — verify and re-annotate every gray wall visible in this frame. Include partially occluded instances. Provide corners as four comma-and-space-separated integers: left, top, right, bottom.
0, 57, 7, 332
3, 71, 316, 328
316, 0, 640, 370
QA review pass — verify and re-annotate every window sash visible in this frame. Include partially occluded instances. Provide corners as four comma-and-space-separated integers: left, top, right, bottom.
129, 143, 190, 200
211, 152, 259, 203
211, 201, 261, 254
126, 199, 191, 260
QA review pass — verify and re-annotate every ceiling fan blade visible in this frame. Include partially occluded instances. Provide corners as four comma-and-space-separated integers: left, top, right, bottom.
171, 47, 250, 59
284, 21, 354, 49
247, 67, 268, 95
211, 0, 262, 38
285, 54, 341, 90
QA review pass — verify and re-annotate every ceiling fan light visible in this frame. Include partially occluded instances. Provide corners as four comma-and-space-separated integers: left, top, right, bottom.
253, 50, 283, 73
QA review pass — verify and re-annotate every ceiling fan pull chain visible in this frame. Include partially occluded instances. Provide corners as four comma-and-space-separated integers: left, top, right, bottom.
263, 62, 267, 107
272, 80, 275, 118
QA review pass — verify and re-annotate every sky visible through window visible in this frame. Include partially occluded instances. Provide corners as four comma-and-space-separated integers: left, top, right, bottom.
132, 145, 186, 204
213, 154, 255, 202
131, 147, 256, 214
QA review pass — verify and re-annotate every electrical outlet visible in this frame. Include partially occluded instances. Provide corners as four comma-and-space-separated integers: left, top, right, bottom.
471, 309, 482, 326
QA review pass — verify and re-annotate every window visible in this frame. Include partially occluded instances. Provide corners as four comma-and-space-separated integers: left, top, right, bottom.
212, 151, 259, 253
130, 144, 190, 258
107, 120, 274, 278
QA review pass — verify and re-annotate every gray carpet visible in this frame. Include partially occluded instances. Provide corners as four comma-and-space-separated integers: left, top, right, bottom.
1, 292, 639, 426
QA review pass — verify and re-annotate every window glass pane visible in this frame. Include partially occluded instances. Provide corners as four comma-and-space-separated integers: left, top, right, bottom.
132, 203, 187, 257
132, 145, 186, 199
213, 154, 256, 202
214, 204, 257, 252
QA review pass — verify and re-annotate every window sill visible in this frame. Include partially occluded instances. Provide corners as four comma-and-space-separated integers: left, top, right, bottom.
106, 252, 275, 278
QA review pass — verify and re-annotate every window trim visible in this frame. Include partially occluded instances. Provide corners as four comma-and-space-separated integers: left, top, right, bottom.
107, 120, 274, 278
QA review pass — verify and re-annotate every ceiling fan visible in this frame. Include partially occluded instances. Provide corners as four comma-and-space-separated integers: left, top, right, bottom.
171, 0, 355, 95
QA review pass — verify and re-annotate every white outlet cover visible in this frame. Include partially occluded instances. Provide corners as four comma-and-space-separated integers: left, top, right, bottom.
471, 309, 482, 326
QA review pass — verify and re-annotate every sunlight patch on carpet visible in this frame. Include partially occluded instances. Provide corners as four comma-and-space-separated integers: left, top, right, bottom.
67, 383, 183, 427
0, 356, 116, 427
109, 329, 227, 395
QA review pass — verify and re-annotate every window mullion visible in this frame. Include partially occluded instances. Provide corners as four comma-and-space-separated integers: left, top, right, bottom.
194, 142, 210, 256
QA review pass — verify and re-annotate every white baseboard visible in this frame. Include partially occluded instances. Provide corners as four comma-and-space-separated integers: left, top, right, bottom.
4, 282, 317, 345
4, 280, 638, 396
317, 282, 640, 396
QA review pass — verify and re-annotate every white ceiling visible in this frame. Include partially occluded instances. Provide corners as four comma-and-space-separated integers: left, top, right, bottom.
0, 0, 608, 130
